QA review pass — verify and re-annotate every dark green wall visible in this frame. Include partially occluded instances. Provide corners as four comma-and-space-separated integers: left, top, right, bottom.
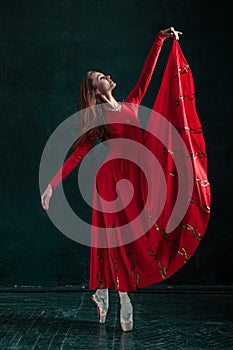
0, 1, 231, 288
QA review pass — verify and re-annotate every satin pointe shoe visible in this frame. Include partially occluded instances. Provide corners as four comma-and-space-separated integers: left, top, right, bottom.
120, 300, 133, 332
92, 292, 108, 324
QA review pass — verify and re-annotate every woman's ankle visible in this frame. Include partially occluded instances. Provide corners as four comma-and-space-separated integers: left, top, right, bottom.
118, 291, 130, 304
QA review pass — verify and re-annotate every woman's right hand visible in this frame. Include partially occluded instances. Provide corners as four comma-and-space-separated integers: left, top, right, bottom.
161, 27, 183, 40
41, 184, 53, 211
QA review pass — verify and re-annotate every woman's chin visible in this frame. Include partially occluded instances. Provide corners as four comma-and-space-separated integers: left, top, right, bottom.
111, 82, 117, 90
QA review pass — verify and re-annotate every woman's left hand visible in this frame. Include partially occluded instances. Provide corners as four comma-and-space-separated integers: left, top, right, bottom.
41, 184, 53, 211
161, 27, 183, 40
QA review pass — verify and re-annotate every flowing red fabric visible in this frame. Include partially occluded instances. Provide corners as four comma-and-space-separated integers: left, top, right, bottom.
143, 39, 211, 278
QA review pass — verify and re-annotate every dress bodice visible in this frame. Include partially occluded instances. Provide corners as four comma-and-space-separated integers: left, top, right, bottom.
105, 103, 143, 152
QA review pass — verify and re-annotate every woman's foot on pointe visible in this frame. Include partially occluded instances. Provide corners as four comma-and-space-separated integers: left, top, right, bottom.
119, 294, 133, 332
92, 289, 109, 324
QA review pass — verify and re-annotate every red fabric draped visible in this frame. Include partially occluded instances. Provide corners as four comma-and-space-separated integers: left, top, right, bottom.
143, 39, 211, 278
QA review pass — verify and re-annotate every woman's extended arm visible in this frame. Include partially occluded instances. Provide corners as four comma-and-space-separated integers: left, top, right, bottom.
125, 27, 182, 105
41, 133, 95, 210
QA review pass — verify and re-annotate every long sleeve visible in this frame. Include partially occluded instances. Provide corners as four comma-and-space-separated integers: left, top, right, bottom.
125, 31, 166, 105
49, 134, 95, 190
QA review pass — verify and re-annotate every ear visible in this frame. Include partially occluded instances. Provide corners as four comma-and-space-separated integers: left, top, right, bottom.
94, 88, 100, 95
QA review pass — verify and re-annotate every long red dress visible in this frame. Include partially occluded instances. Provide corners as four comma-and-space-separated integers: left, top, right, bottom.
49, 33, 211, 292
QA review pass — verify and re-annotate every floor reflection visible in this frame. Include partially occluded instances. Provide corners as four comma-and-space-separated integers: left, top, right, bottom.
96, 325, 136, 350
120, 331, 135, 350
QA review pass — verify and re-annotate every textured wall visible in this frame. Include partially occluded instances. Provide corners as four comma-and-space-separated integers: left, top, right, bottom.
0, 0, 231, 288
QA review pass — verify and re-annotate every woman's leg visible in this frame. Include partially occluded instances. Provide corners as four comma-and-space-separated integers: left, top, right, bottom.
118, 292, 133, 332
92, 288, 109, 324
96, 288, 109, 309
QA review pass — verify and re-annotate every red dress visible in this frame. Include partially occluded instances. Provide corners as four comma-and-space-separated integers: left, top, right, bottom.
49, 33, 211, 292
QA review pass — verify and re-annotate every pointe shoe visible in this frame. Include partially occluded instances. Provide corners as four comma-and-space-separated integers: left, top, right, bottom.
92, 293, 108, 324
120, 301, 133, 332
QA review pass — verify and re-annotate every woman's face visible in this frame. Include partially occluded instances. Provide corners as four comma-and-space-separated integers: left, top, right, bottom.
91, 72, 116, 95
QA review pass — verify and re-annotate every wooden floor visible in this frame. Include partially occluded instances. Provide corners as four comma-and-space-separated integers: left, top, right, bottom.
0, 287, 232, 349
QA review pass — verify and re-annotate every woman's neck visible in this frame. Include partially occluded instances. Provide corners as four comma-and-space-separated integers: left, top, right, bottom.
99, 93, 121, 111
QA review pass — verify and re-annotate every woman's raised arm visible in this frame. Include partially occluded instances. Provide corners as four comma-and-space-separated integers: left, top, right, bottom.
125, 27, 182, 105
